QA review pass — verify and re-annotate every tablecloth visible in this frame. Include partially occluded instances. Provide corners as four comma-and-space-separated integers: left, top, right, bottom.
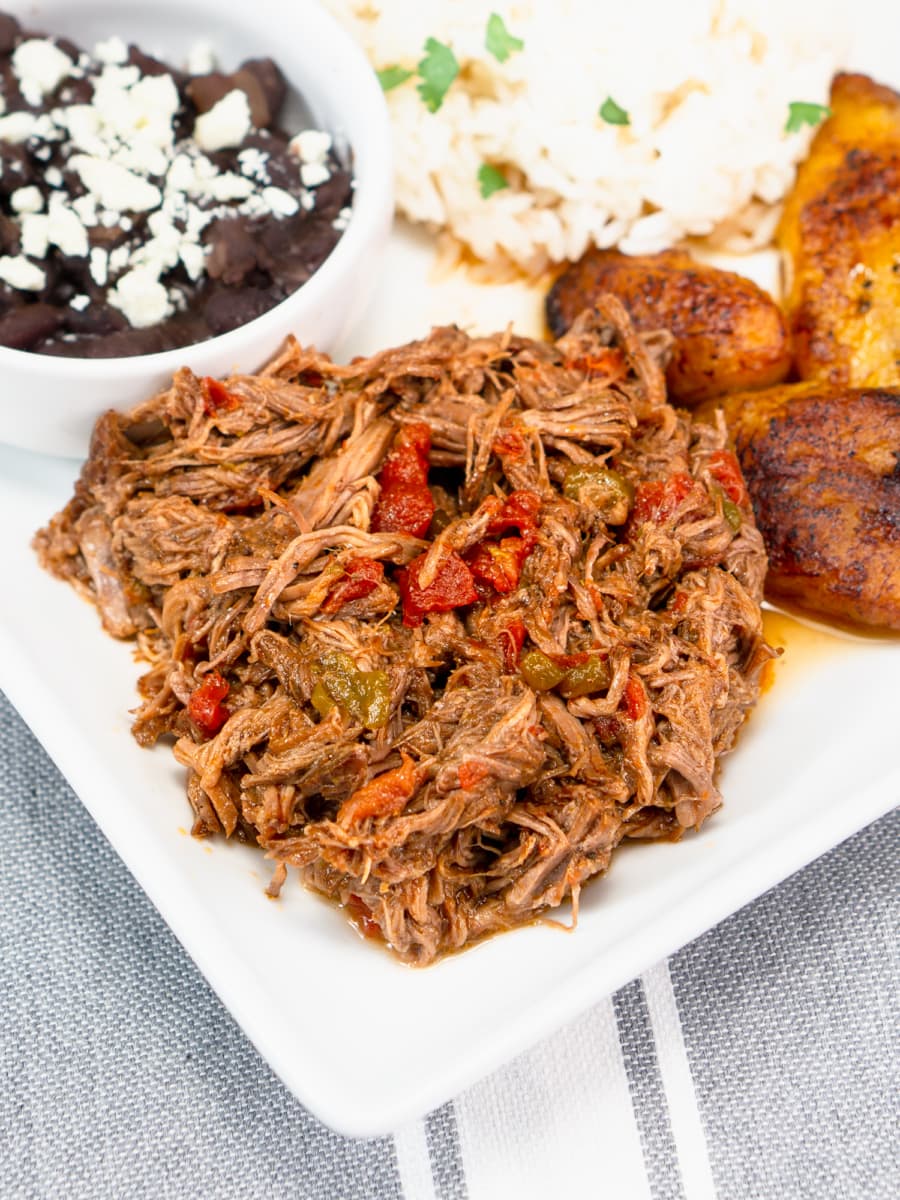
0, 688, 896, 1200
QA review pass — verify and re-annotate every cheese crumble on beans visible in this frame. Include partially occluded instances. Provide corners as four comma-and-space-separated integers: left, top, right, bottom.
0, 12, 353, 356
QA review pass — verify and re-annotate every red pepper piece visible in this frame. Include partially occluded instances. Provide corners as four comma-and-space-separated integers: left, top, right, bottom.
498, 619, 527, 672
371, 422, 435, 537
486, 490, 541, 548
347, 895, 382, 940
565, 347, 627, 378
458, 760, 490, 789
633, 472, 694, 524
622, 674, 647, 721
321, 557, 385, 614
492, 429, 528, 460
397, 551, 477, 627
187, 670, 230, 737
338, 752, 421, 826
201, 377, 240, 416
466, 536, 531, 594
707, 449, 749, 507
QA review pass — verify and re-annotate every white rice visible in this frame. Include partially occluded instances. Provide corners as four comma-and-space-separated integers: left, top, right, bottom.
326, 0, 848, 271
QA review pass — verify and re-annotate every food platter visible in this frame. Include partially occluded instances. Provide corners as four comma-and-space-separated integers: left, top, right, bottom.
2, 218, 899, 1137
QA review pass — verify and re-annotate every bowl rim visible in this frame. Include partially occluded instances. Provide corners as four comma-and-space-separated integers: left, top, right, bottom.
0, 0, 393, 375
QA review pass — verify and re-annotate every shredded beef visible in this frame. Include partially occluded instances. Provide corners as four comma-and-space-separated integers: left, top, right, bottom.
35, 298, 773, 964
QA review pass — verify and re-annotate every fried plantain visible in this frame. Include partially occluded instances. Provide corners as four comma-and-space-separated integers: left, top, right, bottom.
545, 247, 791, 405
778, 72, 900, 387
716, 382, 900, 629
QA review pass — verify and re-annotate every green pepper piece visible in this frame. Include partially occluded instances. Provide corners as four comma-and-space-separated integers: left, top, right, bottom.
563, 465, 634, 523
710, 481, 742, 533
559, 655, 611, 698
519, 649, 566, 690
318, 652, 391, 730
311, 681, 336, 719
357, 670, 391, 729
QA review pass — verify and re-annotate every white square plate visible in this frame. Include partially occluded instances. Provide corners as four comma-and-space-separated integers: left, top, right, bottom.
2, 9, 899, 1132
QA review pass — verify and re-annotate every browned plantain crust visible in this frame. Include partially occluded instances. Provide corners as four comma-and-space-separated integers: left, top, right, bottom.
546, 247, 791, 405
717, 382, 900, 629
778, 72, 900, 387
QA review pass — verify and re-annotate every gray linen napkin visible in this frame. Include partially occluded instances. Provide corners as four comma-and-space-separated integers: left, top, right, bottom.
0, 690, 896, 1200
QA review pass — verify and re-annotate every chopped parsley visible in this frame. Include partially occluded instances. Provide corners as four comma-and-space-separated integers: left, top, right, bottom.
785, 101, 831, 133
478, 163, 509, 198
485, 13, 524, 63
599, 96, 630, 126
417, 37, 459, 113
377, 65, 414, 92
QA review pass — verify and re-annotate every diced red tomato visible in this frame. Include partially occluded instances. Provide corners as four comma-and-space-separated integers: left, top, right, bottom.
458, 760, 490, 789
187, 670, 230, 737
322, 557, 384, 614
632, 472, 694, 524
707, 449, 749, 507
498, 619, 527, 672
201, 377, 240, 416
670, 590, 689, 615
622, 674, 647, 721
397, 550, 478, 627
371, 422, 435, 537
338, 752, 421, 826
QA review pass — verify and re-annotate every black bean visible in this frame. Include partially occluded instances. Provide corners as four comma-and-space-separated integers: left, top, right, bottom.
203, 286, 273, 335
0, 303, 64, 349
0, 14, 20, 54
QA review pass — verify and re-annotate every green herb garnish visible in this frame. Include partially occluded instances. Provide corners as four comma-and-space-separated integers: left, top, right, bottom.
417, 37, 459, 113
377, 65, 414, 92
599, 96, 629, 126
485, 12, 524, 63
478, 163, 509, 198
785, 101, 831, 133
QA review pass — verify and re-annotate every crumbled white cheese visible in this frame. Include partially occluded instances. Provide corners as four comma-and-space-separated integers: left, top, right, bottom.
0, 255, 46, 291
109, 244, 132, 274
44, 167, 63, 188
332, 205, 352, 232
72, 194, 98, 225
93, 36, 129, 65
194, 89, 252, 153
290, 129, 332, 164
51, 212, 89, 257
299, 190, 315, 212
70, 293, 90, 311
179, 241, 206, 281
55, 103, 107, 156
300, 162, 330, 189
0, 112, 39, 144
108, 265, 173, 327
89, 247, 109, 286
0, 94, 6, 117
120, 216, 133, 232
20, 215, 49, 259
12, 39, 73, 107
71, 155, 162, 212
261, 186, 299, 217
237, 147, 270, 183
205, 172, 254, 202
186, 41, 217, 76
10, 186, 44, 214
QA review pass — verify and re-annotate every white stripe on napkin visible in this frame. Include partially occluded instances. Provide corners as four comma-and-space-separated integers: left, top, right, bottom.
394, 1117, 439, 1200
643, 961, 718, 1200
453, 995, 651, 1200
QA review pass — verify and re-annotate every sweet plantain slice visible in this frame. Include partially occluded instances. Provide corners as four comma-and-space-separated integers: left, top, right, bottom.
717, 382, 900, 629
777, 72, 900, 388
546, 247, 791, 405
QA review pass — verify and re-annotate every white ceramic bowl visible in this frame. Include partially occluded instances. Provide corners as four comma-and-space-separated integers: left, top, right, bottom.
1, 0, 393, 457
